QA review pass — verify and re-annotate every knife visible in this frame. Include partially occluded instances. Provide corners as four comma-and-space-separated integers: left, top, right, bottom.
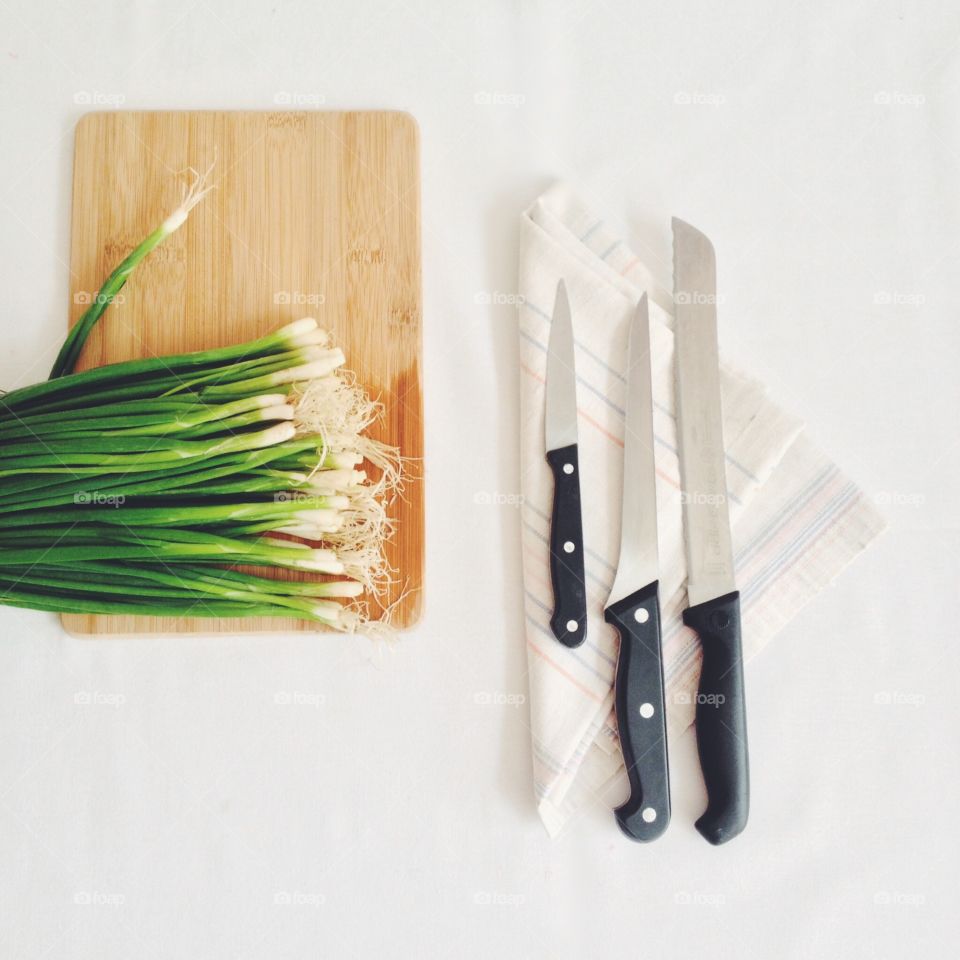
604, 294, 670, 841
672, 218, 749, 845
544, 279, 587, 648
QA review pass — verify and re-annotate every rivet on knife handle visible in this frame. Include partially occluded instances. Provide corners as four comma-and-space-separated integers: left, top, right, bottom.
606, 580, 670, 841
684, 590, 749, 845
546, 444, 587, 647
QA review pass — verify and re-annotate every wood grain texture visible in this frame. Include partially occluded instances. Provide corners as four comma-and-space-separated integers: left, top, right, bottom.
62, 111, 423, 636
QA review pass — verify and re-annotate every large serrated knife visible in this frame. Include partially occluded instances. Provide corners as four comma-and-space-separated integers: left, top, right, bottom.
673, 217, 749, 845
544, 279, 587, 648
604, 294, 670, 841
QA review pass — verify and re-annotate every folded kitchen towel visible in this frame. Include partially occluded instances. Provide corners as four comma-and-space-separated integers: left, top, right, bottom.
518, 184, 886, 837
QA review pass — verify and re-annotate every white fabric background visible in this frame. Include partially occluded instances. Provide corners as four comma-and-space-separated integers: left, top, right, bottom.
0, 1, 957, 957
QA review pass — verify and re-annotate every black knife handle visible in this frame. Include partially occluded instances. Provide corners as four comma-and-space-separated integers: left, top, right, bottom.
684, 590, 749, 845
546, 444, 587, 648
605, 581, 670, 841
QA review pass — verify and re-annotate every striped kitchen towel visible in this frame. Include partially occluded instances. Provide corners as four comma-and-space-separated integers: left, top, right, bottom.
519, 184, 886, 837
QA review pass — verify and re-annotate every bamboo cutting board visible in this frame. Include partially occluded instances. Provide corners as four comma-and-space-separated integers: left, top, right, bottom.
63, 111, 423, 635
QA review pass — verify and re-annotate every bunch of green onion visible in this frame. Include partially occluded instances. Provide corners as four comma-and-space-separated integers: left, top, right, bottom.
0, 174, 397, 630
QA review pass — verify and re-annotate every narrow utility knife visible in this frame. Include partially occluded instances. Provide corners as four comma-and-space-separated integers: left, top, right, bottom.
604, 294, 670, 842
544, 279, 587, 648
672, 218, 749, 845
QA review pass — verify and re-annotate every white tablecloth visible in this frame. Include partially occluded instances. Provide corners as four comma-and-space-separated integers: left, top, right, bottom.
0, 1, 955, 957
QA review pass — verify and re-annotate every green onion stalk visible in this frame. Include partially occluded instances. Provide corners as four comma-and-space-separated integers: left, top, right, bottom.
0, 172, 400, 630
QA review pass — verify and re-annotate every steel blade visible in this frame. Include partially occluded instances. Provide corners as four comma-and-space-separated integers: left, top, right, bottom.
545, 279, 578, 452
672, 218, 736, 606
607, 295, 659, 605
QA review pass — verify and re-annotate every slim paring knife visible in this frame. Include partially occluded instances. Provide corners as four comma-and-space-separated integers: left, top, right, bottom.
605, 294, 670, 841
544, 279, 587, 648
672, 218, 749, 845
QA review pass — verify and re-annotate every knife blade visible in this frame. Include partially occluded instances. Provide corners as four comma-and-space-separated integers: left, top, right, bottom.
544, 279, 587, 648
672, 217, 749, 845
604, 294, 670, 842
